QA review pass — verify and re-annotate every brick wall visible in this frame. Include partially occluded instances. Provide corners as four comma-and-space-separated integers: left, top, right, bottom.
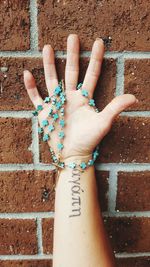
0, 0, 150, 266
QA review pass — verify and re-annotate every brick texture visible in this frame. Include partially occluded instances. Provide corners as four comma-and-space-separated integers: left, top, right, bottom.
0, 261, 52, 267
117, 257, 150, 267
0, 118, 32, 163
124, 59, 150, 111
0, 170, 56, 212
104, 217, 150, 253
116, 172, 150, 211
38, 0, 150, 51
98, 117, 150, 163
0, 1, 30, 51
0, 219, 37, 254
0, 0, 149, 265
0, 57, 116, 110
95, 170, 109, 211
42, 218, 54, 254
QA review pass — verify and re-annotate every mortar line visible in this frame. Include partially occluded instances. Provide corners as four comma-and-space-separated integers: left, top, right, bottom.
121, 111, 150, 117
108, 170, 118, 212
115, 56, 124, 96
95, 163, 150, 171
0, 163, 150, 172
29, 0, 38, 50
0, 255, 53, 260
31, 116, 40, 164
36, 218, 44, 255
0, 211, 149, 219
0, 111, 33, 118
0, 212, 54, 219
0, 51, 150, 58
0, 252, 149, 261
102, 211, 150, 217
115, 252, 150, 258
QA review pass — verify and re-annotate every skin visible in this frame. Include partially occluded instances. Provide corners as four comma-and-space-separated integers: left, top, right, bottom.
24, 34, 138, 267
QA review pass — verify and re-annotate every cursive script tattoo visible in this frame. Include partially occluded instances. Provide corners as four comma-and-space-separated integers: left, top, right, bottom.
68, 168, 83, 218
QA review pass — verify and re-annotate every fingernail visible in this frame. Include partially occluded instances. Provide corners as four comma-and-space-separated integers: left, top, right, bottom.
96, 37, 104, 44
23, 70, 29, 74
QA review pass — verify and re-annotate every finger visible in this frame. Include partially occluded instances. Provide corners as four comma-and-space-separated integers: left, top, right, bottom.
43, 44, 59, 96
65, 34, 80, 91
24, 70, 44, 108
82, 38, 104, 98
100, 94, 138, 124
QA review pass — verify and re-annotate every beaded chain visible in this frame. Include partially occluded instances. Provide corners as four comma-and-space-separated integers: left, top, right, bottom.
32, 80, 100, 182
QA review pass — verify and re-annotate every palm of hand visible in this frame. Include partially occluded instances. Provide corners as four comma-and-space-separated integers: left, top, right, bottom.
24, 34, 137, 160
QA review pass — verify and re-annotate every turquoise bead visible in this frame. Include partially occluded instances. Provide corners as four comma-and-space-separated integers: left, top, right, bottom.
58, 131, 65, 139
52, 155, 57, 162
93, 150, 99, 160
48, 108, 53, 116
81, 89, 88, 97
37, 105, 43, 111
80, 162, 87, 169
89, 99, 95, 106
88, 159, 94, 166
44, 96, 51, 103
53, 113, 59, 121
57, 143, 64, 150
59, 119, 65, 127
32, 110, 38, 116
48, 124, 55, 132
54, 86, 62, 96
51, 96, 56, 104
77, 83, 83, 90
43, 133, 49, 142
42, 119, 49, 127
60, 96, 66, 104
38, 127, 43, 134
55, 101, 62, 110
58, 161, 65, 168
68, 162, 76, 169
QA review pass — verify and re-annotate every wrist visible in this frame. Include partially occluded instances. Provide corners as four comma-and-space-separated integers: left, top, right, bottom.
57, 153, 95, 172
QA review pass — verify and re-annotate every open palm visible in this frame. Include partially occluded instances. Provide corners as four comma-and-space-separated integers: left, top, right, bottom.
24, 34, 137, 160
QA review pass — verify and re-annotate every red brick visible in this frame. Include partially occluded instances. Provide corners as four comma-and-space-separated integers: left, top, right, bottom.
0, 118, 32, 164
124, 59, 150, 111
95, 170, 109, 211
42, 218, 54, 254
39, 58, 116, 163
0, 219, 37, 255
0, 57, 115, 112
116, 172, 150, 211
37, 0, 150, 51
104, 217, 150, 253
0, 170, 56, 212
0, 1, 30, 51
98, 117, 150, 163
0, 261, 52, 267
117, 257, 150, 267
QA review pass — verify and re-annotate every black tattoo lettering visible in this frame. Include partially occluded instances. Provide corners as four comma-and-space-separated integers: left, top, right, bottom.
69, 168, 83, 218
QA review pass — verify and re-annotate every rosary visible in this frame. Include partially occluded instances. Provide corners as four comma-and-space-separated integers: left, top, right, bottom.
32, 80, 100, 189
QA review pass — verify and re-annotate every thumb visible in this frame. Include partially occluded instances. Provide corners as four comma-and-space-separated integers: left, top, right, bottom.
100, 94, 138, 123
95, 94, 138, 141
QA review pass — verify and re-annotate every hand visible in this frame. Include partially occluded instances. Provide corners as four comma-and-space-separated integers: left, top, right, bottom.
23, 34, 138, 160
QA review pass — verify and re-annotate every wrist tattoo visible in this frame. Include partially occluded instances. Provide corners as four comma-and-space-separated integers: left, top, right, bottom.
68, 168, 84, 218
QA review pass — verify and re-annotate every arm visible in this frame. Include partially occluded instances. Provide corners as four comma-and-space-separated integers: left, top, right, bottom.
23, 34, 138, 267
53, 157, 116, 267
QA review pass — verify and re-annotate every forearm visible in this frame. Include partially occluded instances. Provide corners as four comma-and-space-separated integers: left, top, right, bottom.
53, 158, 116, 267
